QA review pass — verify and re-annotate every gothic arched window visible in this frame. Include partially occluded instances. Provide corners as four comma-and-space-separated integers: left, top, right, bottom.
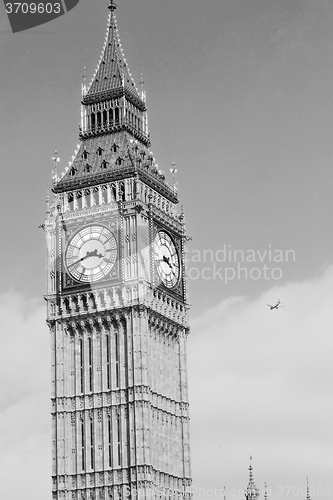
115, 107, 119, 123
96, 111, 101, 128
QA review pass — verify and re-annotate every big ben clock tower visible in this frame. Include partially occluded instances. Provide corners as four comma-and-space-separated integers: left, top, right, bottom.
45, 2, 192, 500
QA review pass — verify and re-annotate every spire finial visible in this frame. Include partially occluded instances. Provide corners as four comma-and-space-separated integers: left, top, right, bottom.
46, 191, 50, 215
306, 477, 311, 500
249, 454, 253, 479
82, 66, 87, 97
140, 73, 144, 93
170, 161, 178, 192
52, 150, 60, 184
107, 0, 117, 11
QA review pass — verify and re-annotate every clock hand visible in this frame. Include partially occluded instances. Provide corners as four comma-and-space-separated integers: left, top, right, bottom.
67, 253, 90, 269
162, 255, 173, 269
156, 257, 171, 265
68, 250, 103, 269
89, 248, 104, 259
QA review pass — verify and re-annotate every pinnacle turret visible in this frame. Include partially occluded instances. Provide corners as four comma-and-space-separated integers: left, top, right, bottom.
245, 456, 260, 500
306, 478, 311, 500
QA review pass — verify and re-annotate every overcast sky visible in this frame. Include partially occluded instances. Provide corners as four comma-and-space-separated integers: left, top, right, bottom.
0, 0, 332, 498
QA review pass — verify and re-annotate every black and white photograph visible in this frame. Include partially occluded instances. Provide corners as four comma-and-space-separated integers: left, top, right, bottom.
0, 1, 332, 499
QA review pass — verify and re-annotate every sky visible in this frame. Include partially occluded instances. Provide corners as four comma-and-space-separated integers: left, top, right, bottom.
0, 0, 332, 498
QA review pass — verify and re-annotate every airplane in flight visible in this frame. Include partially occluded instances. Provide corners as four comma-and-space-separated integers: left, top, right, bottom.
267, 299, 284, 310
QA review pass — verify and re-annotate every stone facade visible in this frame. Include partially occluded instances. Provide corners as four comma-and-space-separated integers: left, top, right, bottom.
45, 2, 192, 500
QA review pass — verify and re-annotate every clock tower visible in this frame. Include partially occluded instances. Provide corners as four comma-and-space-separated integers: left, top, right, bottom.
45, 2, 192, 500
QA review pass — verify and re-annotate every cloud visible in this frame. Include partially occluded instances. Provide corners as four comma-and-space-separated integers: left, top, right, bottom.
1, 266, 332, 500
188, 267, 333, 498
0, 293, 50, 500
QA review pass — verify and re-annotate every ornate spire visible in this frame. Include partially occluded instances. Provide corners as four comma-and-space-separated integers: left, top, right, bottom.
306, 478, 311, 500
76, 1, 149, 146
53, 0, 178, 196
84, 1, 140, 100
245, 456, 260, 500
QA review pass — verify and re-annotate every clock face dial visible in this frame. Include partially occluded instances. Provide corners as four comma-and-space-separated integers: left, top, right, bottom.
153, 231, 180, 288
65, 225, 117, 283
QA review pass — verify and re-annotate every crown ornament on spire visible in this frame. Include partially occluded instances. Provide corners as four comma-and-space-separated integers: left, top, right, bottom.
107, 0, 117, 11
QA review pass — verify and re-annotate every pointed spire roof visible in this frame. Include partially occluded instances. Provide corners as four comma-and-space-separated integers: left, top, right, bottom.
52, 0, 178, 199
245, 456, 260, 500
84, 0, 141, 104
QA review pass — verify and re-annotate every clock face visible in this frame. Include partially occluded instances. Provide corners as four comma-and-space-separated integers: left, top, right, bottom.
153, 231, 180, 288
65, 225, 117, 283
